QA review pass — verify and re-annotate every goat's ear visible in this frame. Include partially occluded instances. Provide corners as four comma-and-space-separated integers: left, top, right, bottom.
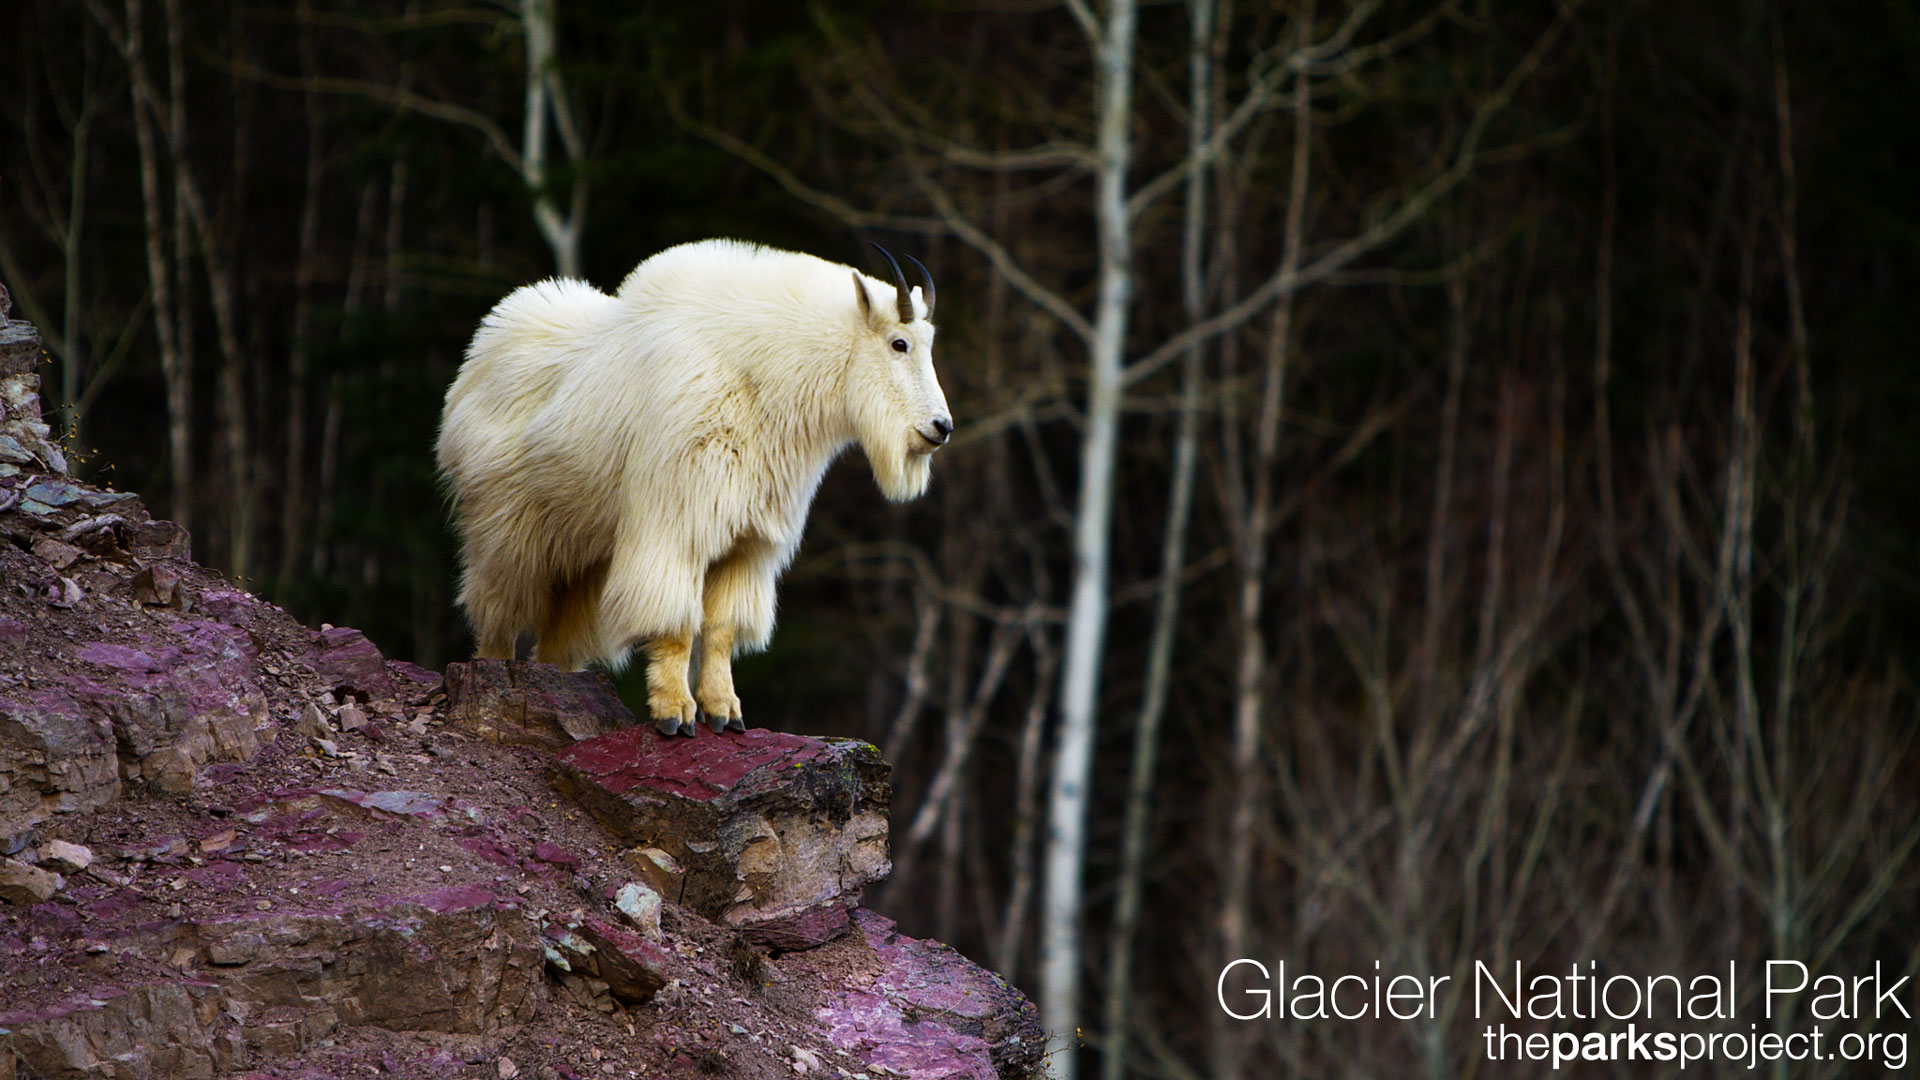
852, 270, 875, 317
852, 272, 881, 330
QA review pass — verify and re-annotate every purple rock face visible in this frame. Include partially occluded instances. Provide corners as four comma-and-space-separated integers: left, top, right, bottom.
558, 725, 843, 802
0, 688, 120, 840
314, 626, 394, 700
553, 728, 892, 948
569, 916, 670, 1004
747, 900, 856, 953
0, 481, 296, 842
820, 911, 1045, 1080
0, 888, 546, 1077
386, 659, 444, 702
62, 620, 270, 794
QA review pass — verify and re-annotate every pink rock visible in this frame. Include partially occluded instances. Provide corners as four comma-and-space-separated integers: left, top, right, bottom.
552, 728, 891, 947
817, 910, 1044, 1080
2, 889, 544, 1076
572, 917, 670, 1004
745, 900, 854, 953
558, 726, 857, 804
192, 587, 261, 623
532, 841, 580, 870
386, 659, 444, 702
463, 836, 520, 867
314, 626, 394, 699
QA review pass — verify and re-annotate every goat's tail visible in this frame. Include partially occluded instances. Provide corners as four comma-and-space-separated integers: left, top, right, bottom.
475, 277, 610, 350
438, 277, 608, 494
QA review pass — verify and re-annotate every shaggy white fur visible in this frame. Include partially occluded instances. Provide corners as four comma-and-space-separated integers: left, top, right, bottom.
436, 239, 950, 734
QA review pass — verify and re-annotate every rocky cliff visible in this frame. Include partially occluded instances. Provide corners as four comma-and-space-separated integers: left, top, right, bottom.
0, 309, 1044, 1080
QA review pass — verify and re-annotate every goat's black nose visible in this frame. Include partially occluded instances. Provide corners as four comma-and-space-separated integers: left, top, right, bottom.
932, 417, 954, 439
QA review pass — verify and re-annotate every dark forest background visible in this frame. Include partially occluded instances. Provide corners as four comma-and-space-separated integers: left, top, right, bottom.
4, 1, 1917, 1076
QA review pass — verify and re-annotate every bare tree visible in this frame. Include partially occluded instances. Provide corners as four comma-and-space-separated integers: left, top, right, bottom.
87, 0, 193, 532
517, 0, 587, 278
1038, 3, 1138, 1074
232, 1, 590, 279
1101, 1, 1214, 1075
275, 0, 326, 591
1211, 7, 1312, 1077
0, 4, 101, 447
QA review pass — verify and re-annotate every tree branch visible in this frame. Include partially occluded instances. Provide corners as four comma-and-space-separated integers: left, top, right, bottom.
1122, 0, 1583, 388
653, 66, 949, 240
228, 59, 526, 176
906, 161, 1097, 345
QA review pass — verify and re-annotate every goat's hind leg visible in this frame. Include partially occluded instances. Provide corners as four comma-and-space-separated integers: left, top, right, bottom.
463, 557, 543, 661
534, 560, 609, 671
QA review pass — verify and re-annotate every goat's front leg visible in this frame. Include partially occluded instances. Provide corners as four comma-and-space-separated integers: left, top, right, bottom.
600, 531, 704, 736
696, 623, 744, 734
643, 633, 698, 737
697, 539, 777, 733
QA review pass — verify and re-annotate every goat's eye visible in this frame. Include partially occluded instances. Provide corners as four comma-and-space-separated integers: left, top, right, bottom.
891, 338, 910, 353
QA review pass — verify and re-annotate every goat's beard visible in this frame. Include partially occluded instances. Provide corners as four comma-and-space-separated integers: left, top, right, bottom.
867, 437, 933, 503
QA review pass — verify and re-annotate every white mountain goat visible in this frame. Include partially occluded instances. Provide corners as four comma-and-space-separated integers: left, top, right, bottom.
436, 239, 950, 735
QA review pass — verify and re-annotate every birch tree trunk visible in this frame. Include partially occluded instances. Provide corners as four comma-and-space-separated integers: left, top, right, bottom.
163, 0, 195, 531
1041, 2, 1135, 1077
277, 0, 325, 593
58, 29, 96, 446
1101, 1, 1212, 1075
106, 0, 192, 533
152, 0, 253, 578
519, 0, 585, 278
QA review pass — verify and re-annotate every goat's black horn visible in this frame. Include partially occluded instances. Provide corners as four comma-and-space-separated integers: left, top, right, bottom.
870, 242, 915, 323
902, 253, 935, 320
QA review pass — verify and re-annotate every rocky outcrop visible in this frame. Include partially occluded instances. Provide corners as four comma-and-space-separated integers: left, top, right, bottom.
442, 659, 629, 748
823, 911, 1045, 1080
1, 292, 67, 479
0, 307, 1043, 1079
2, 888, 544, 1077
553, 727, 891, 950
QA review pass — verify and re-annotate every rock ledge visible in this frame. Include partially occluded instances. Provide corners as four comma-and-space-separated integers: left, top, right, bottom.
0, 312, 1042, 1078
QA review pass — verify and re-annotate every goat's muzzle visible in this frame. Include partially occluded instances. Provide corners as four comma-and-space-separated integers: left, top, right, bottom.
915, 416, 953, 452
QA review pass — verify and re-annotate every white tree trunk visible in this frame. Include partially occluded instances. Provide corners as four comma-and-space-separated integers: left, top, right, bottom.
110, 0, 192, 533
1041, 2, 1135, 1077
60, 37, 95, 445
519, 0, 582, 278
1101, 1, 1211, 1075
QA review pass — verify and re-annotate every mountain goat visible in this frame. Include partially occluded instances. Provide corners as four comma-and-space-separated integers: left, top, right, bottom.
436, 239, 950, 735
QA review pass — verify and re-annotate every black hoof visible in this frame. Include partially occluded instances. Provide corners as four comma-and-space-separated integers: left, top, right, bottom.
654, 716, 681, 737
725, 716, 746, 733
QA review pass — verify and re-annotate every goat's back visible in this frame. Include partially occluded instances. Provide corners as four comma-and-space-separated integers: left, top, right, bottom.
438, 277, 614, 484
